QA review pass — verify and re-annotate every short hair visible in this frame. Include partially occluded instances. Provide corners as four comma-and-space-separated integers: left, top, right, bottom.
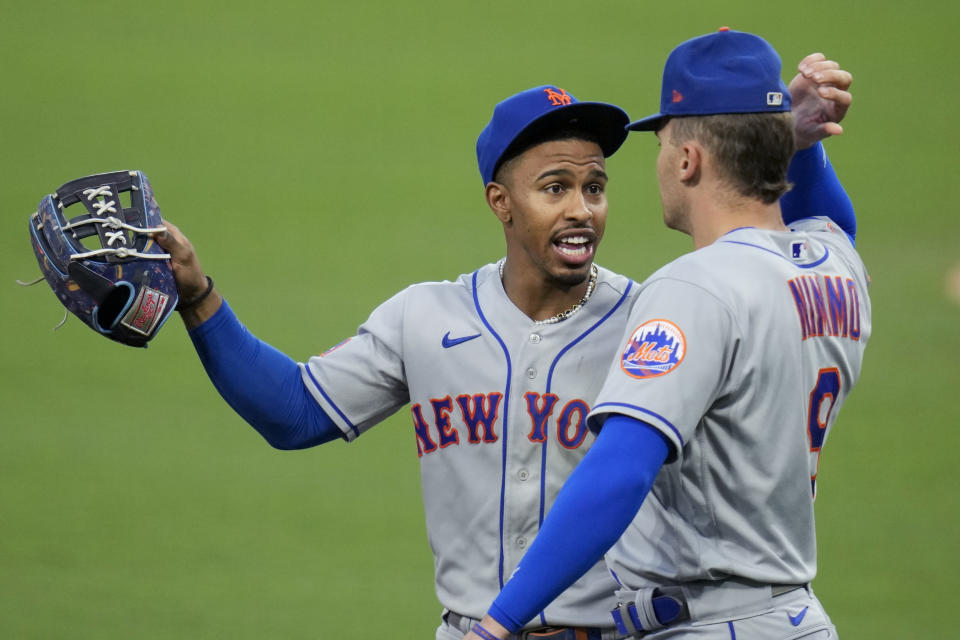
493, 128, 602, 185
666, 112, 795, 204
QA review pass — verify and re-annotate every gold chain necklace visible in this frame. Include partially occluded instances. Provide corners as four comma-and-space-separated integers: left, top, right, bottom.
498, 260, 598, 325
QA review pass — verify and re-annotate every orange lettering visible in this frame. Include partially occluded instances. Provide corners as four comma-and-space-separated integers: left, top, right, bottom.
543, 87, 572, 106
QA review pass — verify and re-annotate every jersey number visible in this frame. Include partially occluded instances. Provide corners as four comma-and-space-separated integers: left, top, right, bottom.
807, 367, 841, 497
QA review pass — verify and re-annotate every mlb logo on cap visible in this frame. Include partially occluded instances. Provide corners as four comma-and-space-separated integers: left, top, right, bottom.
628, 28, 792, 132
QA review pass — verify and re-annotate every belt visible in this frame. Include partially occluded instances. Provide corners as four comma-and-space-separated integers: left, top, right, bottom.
445, 611, 608, 640
611, 582, 806, 637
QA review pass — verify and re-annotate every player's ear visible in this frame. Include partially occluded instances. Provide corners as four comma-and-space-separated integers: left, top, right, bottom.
486, 182, 512, 224
678, 143, 702, 185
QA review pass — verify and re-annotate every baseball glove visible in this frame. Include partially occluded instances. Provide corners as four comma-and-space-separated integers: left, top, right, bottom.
26, 170, 179, 347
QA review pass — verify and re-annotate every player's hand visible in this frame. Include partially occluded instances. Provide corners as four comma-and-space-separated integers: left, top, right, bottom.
153, 220, 222, 327
788, 53, 853, 150
152, 220, 207, 299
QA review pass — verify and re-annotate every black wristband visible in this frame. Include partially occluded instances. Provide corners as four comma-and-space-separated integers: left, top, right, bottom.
177, 275, 214, 311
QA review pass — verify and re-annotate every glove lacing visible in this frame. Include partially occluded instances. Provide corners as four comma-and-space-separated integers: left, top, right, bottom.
61, 186, 171, 261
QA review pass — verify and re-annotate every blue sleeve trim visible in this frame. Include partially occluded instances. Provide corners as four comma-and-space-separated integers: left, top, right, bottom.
591, 401, 684, 447
488, 416, 669, 632
301, 365, 359, 439
189, 300, 341, 449
781, 142, 856, 243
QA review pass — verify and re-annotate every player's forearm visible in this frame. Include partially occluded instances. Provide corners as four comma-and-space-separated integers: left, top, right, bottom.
188, 300, 341, 448
178, 286, 223, 330
781, 142, 856, 241
486, 416, 669, 632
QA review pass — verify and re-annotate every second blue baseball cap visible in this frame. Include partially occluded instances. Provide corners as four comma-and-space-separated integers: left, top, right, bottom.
627, 28, 791, 132
476, 86, 629, 185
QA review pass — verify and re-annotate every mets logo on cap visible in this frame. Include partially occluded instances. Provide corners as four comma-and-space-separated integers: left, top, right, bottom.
543, 87, 572, 106
620, 319, 686, 379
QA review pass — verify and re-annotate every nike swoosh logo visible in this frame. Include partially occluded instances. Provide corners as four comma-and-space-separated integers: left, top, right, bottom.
442, 332, 481, 348
788, 606, 809, 626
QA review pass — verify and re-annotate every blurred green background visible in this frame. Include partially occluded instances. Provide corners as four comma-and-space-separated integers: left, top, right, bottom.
2, 1, 957, 638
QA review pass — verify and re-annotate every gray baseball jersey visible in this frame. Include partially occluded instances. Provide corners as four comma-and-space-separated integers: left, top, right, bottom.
300, 263, 639, 627
588, 218, 870, 590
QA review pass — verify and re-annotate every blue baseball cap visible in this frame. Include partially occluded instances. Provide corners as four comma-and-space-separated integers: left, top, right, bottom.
476, 85, 629, 185
627, 28, 791, 132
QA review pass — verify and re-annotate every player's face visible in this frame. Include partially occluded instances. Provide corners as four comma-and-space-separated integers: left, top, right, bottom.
655, 121, 689, 234
500, 138, 607, 288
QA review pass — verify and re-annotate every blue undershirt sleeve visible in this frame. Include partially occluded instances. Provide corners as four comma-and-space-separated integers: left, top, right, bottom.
781, 141, 856, 243
188, 300, 342, 449
487, 415, 670, 632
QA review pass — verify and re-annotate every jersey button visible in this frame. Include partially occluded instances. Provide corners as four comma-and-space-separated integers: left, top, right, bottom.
517, 537, 527, 548
517, 469, 529, 481
529, 333, 541, 344
526, 367, 537, 379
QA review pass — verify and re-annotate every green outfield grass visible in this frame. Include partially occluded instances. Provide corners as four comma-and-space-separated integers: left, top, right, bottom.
2, 1, 958, 637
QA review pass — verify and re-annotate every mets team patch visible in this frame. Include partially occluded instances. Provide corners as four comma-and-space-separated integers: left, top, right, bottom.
620, 319, 686, 379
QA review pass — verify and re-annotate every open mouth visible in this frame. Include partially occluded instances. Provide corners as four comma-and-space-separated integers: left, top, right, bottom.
553, 232, 595, 265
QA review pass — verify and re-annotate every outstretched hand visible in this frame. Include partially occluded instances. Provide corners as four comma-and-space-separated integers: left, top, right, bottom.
153, 220, 222, 327
789, 53, 853, 150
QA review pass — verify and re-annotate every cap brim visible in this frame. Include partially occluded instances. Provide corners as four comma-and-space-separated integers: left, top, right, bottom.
626, 112, 667, 132
511, 102, 631, 158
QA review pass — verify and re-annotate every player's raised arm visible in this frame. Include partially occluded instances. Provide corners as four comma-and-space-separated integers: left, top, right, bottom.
789, 53, 852, 150
781, 53, 856, 239
154, 223, 341, 449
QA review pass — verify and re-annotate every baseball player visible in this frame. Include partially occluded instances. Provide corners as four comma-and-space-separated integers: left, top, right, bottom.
462, 30, 867, 640
156, 61, 855, 639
